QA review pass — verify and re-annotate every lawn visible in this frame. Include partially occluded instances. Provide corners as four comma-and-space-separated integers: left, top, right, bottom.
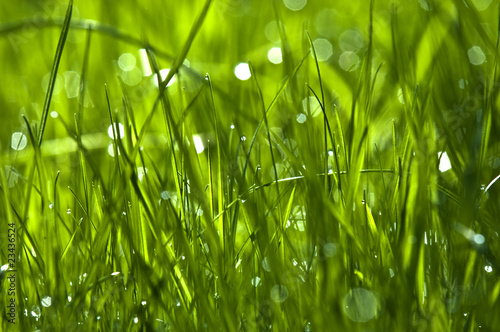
1, 0, 500, 331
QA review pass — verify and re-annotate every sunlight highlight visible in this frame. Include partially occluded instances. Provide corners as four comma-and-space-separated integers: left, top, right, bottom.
234, 63, 251, 80
283, 0, 307, 11
438, 151, 452, 172
267, 47, 283, 64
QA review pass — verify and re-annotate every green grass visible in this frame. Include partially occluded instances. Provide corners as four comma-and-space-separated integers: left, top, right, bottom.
1, 0, 500, 331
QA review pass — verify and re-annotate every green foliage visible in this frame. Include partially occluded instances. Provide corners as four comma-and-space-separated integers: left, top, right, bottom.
1, 0, 500, 331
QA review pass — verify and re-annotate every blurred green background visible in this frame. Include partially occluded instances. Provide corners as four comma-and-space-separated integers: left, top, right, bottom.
1, 0, 500, 331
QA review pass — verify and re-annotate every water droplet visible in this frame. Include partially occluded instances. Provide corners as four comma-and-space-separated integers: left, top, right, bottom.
240, 135, 246, 142
480, 184, 486, 191
111, 271, 120, 276
41, 296, 52, 307
141, 301, 147, 305
343, 288, 378, 322
137, 167, 147, 182
50, 111, 59, 118
485, 265, 493, 273
197, 209, 204, 216
68, 295, 72, 302
361, 199, 366, 204
214, 293, 220, 299
474, 234, 485, 245
122, 211, 126, 216
270, 284, 288, 303
230, 124, 235, 129
49, 203, 54, 209
251, 276, 261, 287
205, 73, 210, 80
67, 209, 71, 214
262, 257, 271, 272
133, 317, 139, 324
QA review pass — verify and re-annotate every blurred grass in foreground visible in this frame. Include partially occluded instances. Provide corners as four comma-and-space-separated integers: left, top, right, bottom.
1, 0, 500, 331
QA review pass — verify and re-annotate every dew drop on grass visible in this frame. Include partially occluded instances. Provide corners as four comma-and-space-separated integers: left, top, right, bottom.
141, 301, 147, 305
485, 265, 493, 273
111, 271, 120, 276
137, 167, 147, 182
262, 257, 271, 272
240, 135, 246, 142
11, 132, 27, 151
67, 209, 71, 214
35, 294, 51, 310
230, 124, 235, 129
343, 288, 378, 322
133, 317, 139, 324
234, 63, 251, 80
270, 284, 288, 303
251, 276, 261, 287
50, 111, 59, 118
468, 46, 486, 65
283, 0, 307, 11
197, 209, 204, 216
474, 234, 485, 245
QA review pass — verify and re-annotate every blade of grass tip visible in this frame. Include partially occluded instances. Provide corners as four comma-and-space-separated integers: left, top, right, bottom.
306, 85, 339, 187
241, 51, 310, 186
206, 74, 225, 254
306, 31, 329, 191
77, 26, 92, 130
105, 85, 122, 177
38, 0, 72, 146
158, 0, 213, 93
249, 63, 282, 212
334, 104, 349, 176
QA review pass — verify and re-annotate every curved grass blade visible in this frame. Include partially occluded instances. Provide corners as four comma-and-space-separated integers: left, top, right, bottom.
38, 0, 73, 146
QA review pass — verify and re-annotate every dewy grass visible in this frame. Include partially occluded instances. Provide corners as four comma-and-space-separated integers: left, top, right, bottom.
1, 0, 500, 331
